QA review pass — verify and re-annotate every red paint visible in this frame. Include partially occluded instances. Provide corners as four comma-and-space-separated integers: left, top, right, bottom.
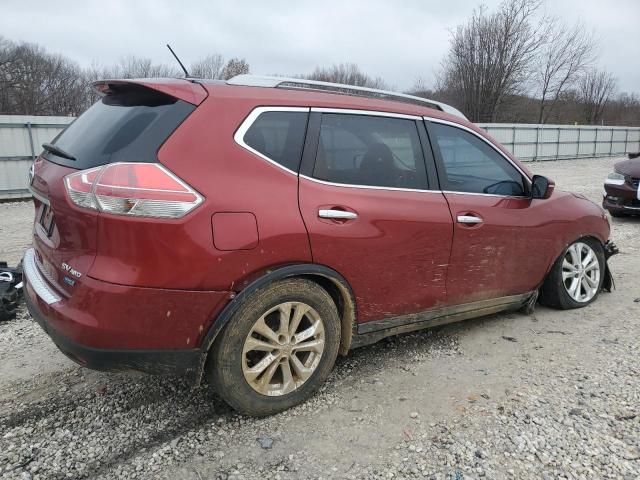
26, 78, 611, 363
31, 158, 99, 298
212, 212, 259, 251
444, 191, 609, 305
24, 273, 229, 349
298, 178, 452, 322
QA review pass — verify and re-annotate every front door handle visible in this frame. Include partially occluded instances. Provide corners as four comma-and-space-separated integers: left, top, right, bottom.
318, 209, 358, 220
457, 214, 483, 224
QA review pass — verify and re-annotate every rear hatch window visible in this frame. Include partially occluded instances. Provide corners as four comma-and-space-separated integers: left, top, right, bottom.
31, 84, 196, 297
44, 84, 195, 168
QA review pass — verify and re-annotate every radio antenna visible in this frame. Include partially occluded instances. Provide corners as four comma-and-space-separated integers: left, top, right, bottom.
166, 44, 190, 77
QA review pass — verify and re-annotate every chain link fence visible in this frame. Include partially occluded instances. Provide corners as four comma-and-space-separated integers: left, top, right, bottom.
1, 116, 639, 200
0, 115, 73, 200
477, 123, 640, 161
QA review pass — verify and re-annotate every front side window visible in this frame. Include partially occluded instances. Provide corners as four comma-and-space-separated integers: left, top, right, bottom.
312, 114, 427, 189
431, 123, 527, 196
243, 111, 308, 172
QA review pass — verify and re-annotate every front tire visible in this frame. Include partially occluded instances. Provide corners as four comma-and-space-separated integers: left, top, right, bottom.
539, 238, 605, 310
209, 279, 340, 416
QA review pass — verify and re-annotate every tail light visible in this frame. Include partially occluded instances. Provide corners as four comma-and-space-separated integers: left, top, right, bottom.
64, 163, 203, 218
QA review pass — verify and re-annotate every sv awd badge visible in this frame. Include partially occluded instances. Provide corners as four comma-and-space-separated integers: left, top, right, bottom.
61, 263, 82, 278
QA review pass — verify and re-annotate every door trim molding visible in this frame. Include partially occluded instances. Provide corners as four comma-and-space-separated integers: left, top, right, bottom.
311, 107, 422, 120
300, 174, 440, 193
352, 291, 534, 348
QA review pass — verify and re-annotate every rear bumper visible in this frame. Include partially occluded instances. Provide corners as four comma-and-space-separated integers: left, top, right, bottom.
25, 289, 201, 376
23, 247, 232, 375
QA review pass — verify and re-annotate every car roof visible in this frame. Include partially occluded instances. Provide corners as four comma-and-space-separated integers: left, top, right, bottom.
95, 76, 461, 122
201, 80, 462, 122
94, 77, 533, 179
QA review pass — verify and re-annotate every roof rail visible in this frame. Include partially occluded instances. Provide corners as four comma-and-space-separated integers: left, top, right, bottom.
226, 74, 467, 120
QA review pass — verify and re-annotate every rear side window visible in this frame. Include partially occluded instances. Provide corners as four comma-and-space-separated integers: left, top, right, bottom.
46, 85, 195, 169
431, 123, 527, 196
312, 114, 427, 189
243, 111, 309, 172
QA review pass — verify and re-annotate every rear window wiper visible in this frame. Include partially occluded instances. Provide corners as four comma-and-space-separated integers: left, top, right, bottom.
42, 142, 76, 161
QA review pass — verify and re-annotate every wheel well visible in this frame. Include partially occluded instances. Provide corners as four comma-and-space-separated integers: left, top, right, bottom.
539, 234, 608, 309
545, 235, 605, 277
581, 235, 606, 249
562, 235, 606, 259
197, 264, 358, 385
298, 274, 356, 356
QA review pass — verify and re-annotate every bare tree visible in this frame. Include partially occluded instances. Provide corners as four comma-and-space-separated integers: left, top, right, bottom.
0, 33, 636, 124
535, 20, 595, 123
221, 58, 250, 80
103, 56, 180, 79
305, 63, 387, 89
1, 37, 255, 115
82, 62, 116, 107
190, 54, 225, 79
409, 77, 431, 95
579, 68, 617, 124
0, 39, 87, 115
605, 92, 640, 126
0, 36, 14, 71
80, 56, 181, 108
441, 0, 546, 122
0, 36, 17, 112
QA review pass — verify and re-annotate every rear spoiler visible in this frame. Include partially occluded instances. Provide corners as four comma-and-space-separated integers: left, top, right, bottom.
92, 78, 208, 106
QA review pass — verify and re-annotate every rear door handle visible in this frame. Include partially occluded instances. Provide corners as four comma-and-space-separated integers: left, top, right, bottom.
318, 209, 358, 220
457, 214, 483, 224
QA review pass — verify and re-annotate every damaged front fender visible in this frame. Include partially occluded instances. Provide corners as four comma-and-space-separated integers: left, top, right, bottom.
602, 240, 619, 293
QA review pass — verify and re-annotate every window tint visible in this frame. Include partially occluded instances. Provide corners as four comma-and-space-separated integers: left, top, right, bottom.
243, 111, 308, 172
312, 114, 427, 189
47, 85, 195, 169
432, 123, 527, 196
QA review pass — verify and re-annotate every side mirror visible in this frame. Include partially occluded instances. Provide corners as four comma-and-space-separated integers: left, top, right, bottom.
531, 175, 555, 199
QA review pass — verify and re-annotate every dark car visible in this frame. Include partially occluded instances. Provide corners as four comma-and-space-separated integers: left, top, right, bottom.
24, 75, 615, 415
603, 155, 640, 216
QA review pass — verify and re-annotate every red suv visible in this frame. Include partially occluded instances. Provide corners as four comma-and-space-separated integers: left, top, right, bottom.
24, 75, 616, 415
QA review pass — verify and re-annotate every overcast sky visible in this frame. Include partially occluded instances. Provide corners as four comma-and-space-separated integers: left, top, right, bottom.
2, 0, 639, 94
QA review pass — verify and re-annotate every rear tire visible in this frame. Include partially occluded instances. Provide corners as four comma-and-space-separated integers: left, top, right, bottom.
539, 238, 605, 310
209, 279, 340, 416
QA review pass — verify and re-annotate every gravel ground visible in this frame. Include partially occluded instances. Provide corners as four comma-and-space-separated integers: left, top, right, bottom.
0, 156, 638, 480
0, 201, 33, 266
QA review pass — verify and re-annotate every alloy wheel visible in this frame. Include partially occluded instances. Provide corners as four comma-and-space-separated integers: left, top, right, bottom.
561, 242, 600, 303
242, 301, 325, 396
